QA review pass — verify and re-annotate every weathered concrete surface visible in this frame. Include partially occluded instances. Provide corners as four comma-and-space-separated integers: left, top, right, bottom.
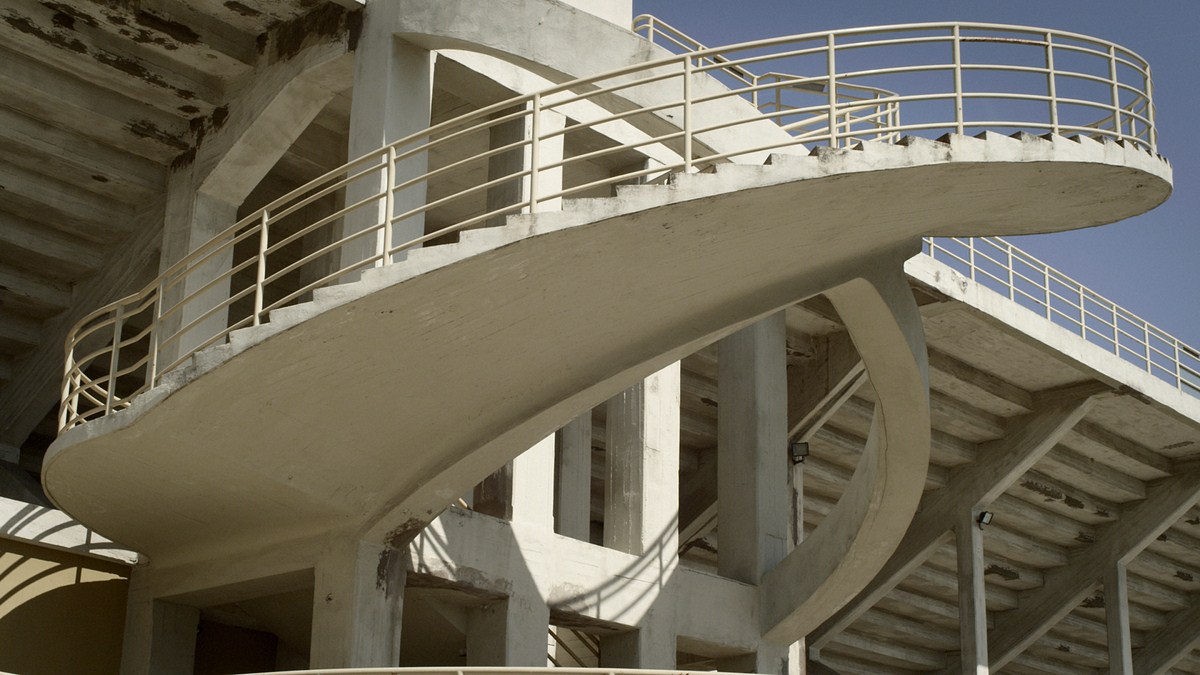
43, 135, 1170, 569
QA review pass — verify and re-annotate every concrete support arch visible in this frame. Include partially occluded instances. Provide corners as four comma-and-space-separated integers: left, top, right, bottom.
761, 253, 931, 644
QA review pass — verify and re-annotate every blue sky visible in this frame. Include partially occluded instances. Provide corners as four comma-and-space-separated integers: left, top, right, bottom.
634, 0, 1200, 344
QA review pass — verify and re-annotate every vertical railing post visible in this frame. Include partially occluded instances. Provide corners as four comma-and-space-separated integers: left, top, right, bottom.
1006, 241, 1015, 300
104, 305, 125, 414
1078, 285, 1085, 338
146, 280, 164, 388
59, 343, 75, 430
1045, 32, 1059, 136
1108, 45, 1122, 140
1144, 323, 1152, 373
253, 211, 268, 325
1043, 266, 1051, 320
1146, 65, 1157, 153
968, 237, 976, 281
683, 58, 694, 170
382, 147, 396, 263
826, 33, 838, 147
1112, 305, 1119, 355
647, 16, 655, 44
529, 95, 541, 211
1176, 340, 1183, 391
952, 25, 965, 136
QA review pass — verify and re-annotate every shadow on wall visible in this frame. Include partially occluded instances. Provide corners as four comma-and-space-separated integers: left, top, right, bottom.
0, 538, 128, 675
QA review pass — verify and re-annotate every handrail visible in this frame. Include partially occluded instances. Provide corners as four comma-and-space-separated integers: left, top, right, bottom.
252, 669, 745, 675
922, 237, 1199, 397
58, 20, 1161, 432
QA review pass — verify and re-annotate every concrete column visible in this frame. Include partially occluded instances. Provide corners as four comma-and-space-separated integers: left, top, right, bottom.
486, 104, 565, 227
556, 412, 593, 540
717, 312, 789, 584
604, 362, 681, 556
119, 572, 200, 675
957, 510, 989, 675
466, 597, 551, 666
512, 434, 556, 530
601, 362, 680, 668
599, 608, 675, 669
310, 539, 405, 667
1105, 562, 1134, 675
159, 170, 239, 369
341, 3, 435, 272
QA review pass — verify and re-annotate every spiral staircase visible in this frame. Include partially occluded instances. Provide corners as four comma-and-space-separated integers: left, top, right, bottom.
36, 3, 1176, 671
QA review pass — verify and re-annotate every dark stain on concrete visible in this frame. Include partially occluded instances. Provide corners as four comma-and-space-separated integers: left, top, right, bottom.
1188, 517, 1200, 526
1064, 495, 1084, 509
271, 4, 359, 61
1081, 594, 1105, 609
91, 174, 109, 183
170, 147, 196, 171
984, 564, 1019, 581
1176, 570, 1194, 583
385, 517, 428, 549
1075, 532, 1096, 544
134, 10, 199, 45
1095, 508, 1111, 518
42, 3, 97, 28
127, 120, 189, 150
179, 104, 200, 114
223, 1, 262, 18
50, 11, 73, 30
1055, 644, 1071, 653
210, 105, 229, 130
700, 397, 718, 408
4, 14, 87, 53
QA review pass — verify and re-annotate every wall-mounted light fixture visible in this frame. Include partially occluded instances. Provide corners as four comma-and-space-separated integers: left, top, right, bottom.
977, 511, 994, 528
789, 440, 809, 465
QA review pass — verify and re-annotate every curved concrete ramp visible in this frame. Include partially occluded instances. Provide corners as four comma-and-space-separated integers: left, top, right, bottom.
45, 134, 1170, 567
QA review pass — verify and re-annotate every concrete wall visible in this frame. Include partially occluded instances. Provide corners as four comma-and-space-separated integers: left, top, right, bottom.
0, 538, 129, 674
561, 0, 633, 26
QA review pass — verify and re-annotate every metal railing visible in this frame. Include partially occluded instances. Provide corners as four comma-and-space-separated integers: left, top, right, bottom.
58, 21, 1159, 432
923, 237, 1200, 396
253, 662, 739, 667
253, 669, 744, 675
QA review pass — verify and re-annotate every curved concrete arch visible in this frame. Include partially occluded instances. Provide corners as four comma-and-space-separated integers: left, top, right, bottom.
759, 255, 931, 643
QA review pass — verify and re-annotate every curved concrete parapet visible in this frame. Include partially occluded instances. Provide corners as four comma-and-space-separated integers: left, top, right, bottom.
44, 131, 1170, 565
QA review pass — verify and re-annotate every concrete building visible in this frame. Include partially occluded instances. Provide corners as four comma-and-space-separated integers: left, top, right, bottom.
0, 0, 1197, 673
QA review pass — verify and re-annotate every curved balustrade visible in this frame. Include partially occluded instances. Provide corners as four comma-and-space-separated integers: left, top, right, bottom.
59, 21, 1161, 432
923, 237, 1200, 396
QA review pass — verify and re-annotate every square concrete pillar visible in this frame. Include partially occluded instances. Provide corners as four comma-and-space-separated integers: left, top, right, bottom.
309, 539, 405, 667
604, 362, 681, 557
466, 597, 551, 666
512, 434, 556, 530
555, 412, 593, 540
717, 312, 789, 584
486, 104, 566, 228
598, 609, 676, 669
158, 180, 239, 370
957, 510, 989, 675
119, 572, 200, 675
341, 4, 435, 272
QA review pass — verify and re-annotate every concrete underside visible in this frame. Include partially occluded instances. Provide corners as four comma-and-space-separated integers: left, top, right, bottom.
44, 155, 1170, 566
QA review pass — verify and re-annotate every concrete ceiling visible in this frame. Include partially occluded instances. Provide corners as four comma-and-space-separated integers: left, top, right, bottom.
0, 0, 361, 464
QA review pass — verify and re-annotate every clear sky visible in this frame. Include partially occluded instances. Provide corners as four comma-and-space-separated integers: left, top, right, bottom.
633, 0, 1200, 344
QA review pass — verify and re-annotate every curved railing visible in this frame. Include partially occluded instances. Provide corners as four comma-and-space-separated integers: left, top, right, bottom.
59, 21, 1159, 432
923, 237, 1200, 396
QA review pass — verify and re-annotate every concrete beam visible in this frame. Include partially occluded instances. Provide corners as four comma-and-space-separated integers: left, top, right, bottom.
0, 161, 135, 241
1131, 594, 1200, 675
0, 203, 162, 449
0, 310, 41, 349
0, 211, 105, 278
928, 347, 1035, 414
1106, 562, 1134, 675
957, 510, 989, 674
310, 539, 406, 667
811, 394, 1097, 649
988, 469, 1200, 670
0, 263, 72, 314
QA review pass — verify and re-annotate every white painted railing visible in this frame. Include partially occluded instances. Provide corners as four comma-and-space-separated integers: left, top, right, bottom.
923, 237, 1200, 396
253, 662, 739, 667
58, 22, 1159, 432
